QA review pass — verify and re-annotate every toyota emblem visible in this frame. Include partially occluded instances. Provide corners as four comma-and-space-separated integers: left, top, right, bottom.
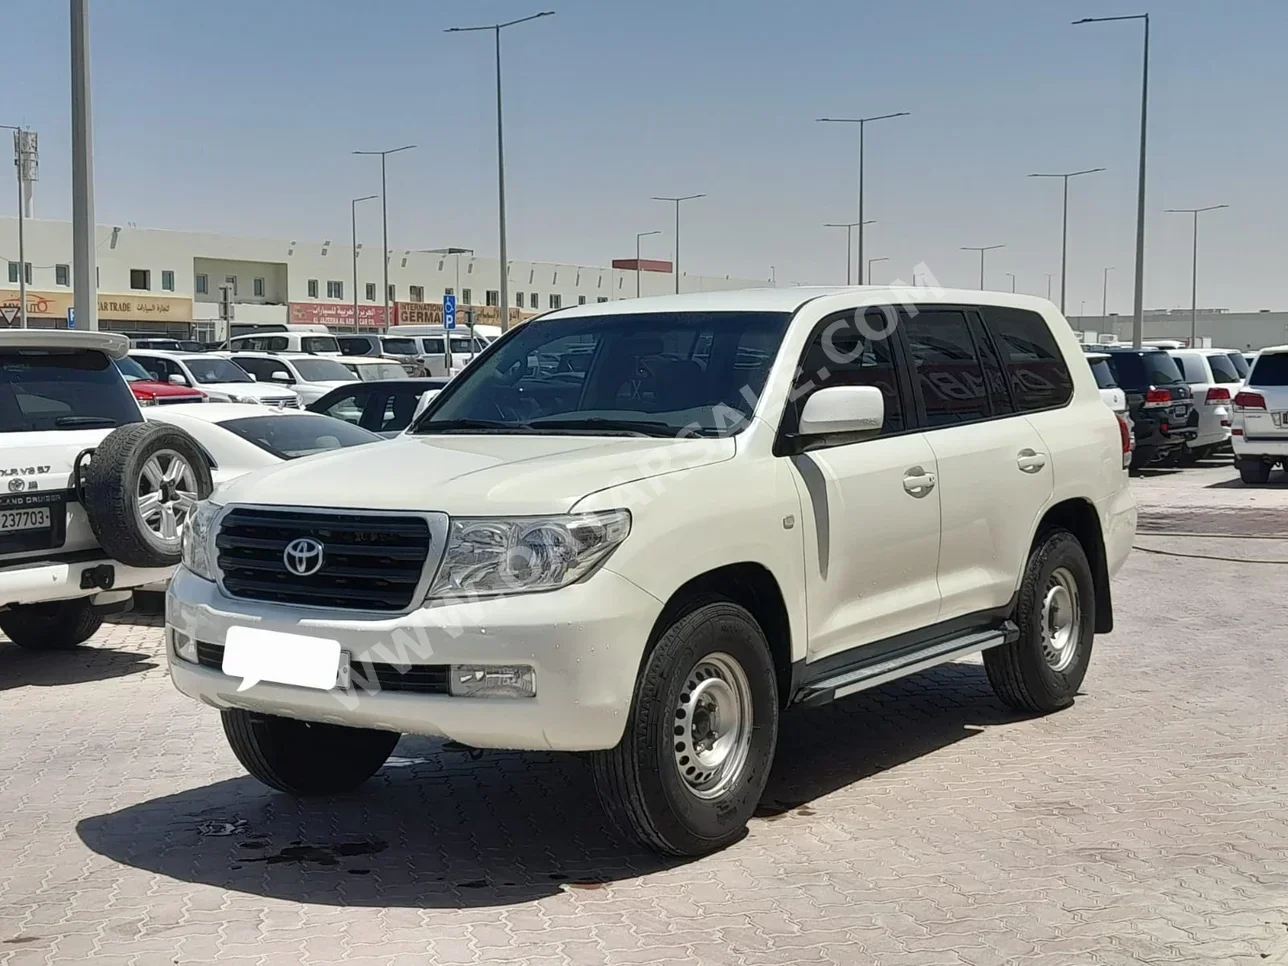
283, 537, 325, 577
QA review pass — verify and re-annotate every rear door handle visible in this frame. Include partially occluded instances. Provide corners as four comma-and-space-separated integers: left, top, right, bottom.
1017, 448, 1048, 473
903, 466, 937, 497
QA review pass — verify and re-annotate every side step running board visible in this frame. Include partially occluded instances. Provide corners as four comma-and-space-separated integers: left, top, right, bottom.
793, 622, 1017, 708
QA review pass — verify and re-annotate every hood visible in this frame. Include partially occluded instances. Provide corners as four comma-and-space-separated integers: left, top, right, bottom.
127, 379, 205, 399
214, 433, 736, 515
203, 382, 296, 400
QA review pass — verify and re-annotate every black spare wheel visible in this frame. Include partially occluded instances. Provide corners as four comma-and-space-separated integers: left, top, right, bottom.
82, 422, 213, 569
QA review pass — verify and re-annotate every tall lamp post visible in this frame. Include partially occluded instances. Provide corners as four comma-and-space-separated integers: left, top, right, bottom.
1027, 167, 1104, 314
352, 145, 416, 329
447, 11, 555, 330
1075, 13, 1150, 347
652, 195, 705, 294
1165, 204, 1228, 346
1005, 272, 1017, 293
1101, 266, 1114, 317
823, 220, 872, 285
816, 112, 909, 283
1045, 273, 1055, 301
350, 195, 377, 330
868, 256, 889, 283
422, 246, 475, 302
962, 245, 1005, 289
635, 230, 661, 298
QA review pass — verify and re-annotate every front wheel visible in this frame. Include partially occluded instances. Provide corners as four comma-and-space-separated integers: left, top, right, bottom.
221, 710, 400, 795
591, 601, 779, 856
0, 598, 104, 650
985, 529, 1095, 714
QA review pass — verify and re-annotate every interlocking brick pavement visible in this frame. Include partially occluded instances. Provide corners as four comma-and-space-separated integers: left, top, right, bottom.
2, 463, 1288, 965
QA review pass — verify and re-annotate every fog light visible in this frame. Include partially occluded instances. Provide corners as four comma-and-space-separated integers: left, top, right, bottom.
449, 665, 535, 699
170, 627, 198, 663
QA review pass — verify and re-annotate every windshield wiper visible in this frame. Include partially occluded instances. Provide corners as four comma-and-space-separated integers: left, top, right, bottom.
414, 418, 535, 434
54, 416, 117, 428
525, 417, 686, 438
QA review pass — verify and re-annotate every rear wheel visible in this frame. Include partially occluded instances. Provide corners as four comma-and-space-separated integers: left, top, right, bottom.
591, 601, 779, 856
0, 598, 104, 650
221, 710, 400, 795
1238, 457, 1273, 485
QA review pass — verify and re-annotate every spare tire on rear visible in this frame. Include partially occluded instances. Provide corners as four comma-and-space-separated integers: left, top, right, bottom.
82, 422, 214, 569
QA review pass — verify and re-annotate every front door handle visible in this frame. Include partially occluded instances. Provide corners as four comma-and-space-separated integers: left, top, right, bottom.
1017, 448, 1048, 473
903, 466, 937, 497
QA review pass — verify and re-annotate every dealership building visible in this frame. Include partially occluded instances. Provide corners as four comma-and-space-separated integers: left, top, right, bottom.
0, 217, 767, 340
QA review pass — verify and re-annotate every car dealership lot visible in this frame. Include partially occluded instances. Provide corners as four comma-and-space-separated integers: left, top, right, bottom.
2, 461, 1287, 966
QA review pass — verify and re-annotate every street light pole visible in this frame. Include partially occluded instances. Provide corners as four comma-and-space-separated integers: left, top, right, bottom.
1045, 273, 1055, 300
868, 256, 889, 284
1165, 204, 1228, 346
447, 11, 554, 331
1101, 266, 1114, 317
1075, 13, 1149, 347
350, 195, 377, 331
1027, 167, 1105, 314
817, 112, 909, 283
961, 245, 1004, 289
353, 145, 415, 330
635, 230, 661, 297
70, 0, 98, 330
824, 220, 873, 285
1006, 272, 1017, 293
652, 195, 705, 294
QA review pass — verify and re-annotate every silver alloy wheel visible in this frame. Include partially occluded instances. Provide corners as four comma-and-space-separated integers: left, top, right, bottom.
135, 449, 199, 544
671, 652, 754, 800
1040, 566, 1081, 672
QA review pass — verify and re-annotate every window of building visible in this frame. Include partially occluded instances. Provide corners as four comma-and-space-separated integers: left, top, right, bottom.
462, 288, 471, 305
55, 264, 70, 287
443, 287, 453, 296
528, 269, 535, 284
578, 295, 587, 305
410, 285, 424, 303
327, 280, 344, 299
130, 269, 151, 291
224, 275, 238, 296
597, 296, 608, 303
530, 293, 540, 309
516, 292, 525, 308
549, 294, 562, 309
195, 273, 208, 295
307, 279, 319, 299
161, 270, 175, 292
980, 306, 1074, 411
253, 277, 265, 298
903, 308, 991, 427
6, 263, 15, 284
365, 282, 376, 301
787, 311, 907, 436
486, 290, 499, 307
553, 271, 558, 284
388, 284, 396, 302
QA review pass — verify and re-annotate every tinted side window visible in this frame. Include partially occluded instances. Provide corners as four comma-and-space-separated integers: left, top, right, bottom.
1206, 354, 1242, 384
970, 314, 1015, 415
1251, 353, 1288, 387
787, 309, 906, 435
903, 309, 990, 427
981, 307, 1073, 411
266, 337, 289, 351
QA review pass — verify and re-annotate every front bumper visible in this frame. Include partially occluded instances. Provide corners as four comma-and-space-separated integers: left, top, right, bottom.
0, 554, 173, 608
165, 566, 663, 752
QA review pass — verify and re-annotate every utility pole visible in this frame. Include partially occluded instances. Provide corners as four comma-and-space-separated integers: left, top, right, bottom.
1165, 204, 1228, 347
652, 195, 705, 294
1102, 266, 1114, 317
635, 229, 661, 297
71, 0, 98, 330
824, 220, 871, 285
351, 194, 377, 331
352, 145, 416, 331
1027, 167, 1105, 314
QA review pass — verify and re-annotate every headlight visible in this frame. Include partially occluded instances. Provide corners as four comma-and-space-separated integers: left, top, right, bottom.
136, 395, 157, 407
226, 393, 255, 404
428, 510, 631, 600
180, 500, 220, 580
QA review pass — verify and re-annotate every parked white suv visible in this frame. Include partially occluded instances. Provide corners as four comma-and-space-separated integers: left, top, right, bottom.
1166, 347, 1244, 460
223, 352, 357, 405
130, 350, 301, 408
1232, 344, 1288, 483
167, 290, 1136, 855
0, 331, 212, 650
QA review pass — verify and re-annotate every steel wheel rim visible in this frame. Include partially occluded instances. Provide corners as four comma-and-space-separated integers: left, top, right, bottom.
1040, 567, 1081, 672
136, 449, 198, 545
672, 652, 754, 800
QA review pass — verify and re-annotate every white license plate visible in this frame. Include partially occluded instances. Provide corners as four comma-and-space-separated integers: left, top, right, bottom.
222, 626, 342, 693
0, 507, 50, 533
1172, 405, 1188, 418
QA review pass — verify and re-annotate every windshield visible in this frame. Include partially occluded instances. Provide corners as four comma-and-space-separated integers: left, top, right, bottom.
1088, 358, 1118, 389
1250, 353, 1288, 387
348, 362, 407, 381
0, 349, 142, 432
220, 414, 381, 459
1227, 351, 1250, 378
301, 336, 341, 354
115, 357, 153, 382
182, 356, 253, 384
293, 359, 356, 382
1206, 353, 1243, 384
381, 338, 417, 355
1141, 352, 1187, 387
337, 336, 376, 355
414, 311, 791, 438
451, 338, 485, 354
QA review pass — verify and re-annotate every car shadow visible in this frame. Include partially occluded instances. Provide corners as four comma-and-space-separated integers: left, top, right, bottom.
0, 642, 157, 692
1207, 470, 1286, 489
75, 662, 1026, 909
105, 591, 166, 629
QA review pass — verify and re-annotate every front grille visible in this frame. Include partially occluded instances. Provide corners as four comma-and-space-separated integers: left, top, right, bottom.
157, 395, 201, 406
195, 641, 449, 694
216, 507, 431, 611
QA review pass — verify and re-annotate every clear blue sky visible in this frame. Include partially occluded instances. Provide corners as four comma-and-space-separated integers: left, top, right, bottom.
12, 0, 1287, 312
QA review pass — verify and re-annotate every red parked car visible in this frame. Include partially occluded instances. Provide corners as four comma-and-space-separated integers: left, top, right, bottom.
115, 356, 206, 406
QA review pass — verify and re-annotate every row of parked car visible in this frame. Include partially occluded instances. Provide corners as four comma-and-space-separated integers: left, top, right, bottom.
1084, 340, 1285, 483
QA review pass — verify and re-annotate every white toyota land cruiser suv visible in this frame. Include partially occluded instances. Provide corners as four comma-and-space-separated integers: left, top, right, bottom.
167, 289, 1136, 856
0, 331, 212, 650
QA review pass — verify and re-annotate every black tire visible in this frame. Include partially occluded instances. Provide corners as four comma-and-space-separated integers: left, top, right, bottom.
82, 422, 213, 569
985, 529, 1096, 715
1238, 457, 1273, 485
0, 598, 104, 650
591, 600, 779, 857
221, 709, 400, 796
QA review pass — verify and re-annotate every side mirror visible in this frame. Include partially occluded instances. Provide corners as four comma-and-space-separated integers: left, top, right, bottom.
791, 386, 884, 451
270, 372, 292, 384
246, 372, 257, 381
168, 373, 189, 387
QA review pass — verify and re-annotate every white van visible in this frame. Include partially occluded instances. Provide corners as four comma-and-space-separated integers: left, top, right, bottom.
379, 327, 487, 378
229, 327, 341, 356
